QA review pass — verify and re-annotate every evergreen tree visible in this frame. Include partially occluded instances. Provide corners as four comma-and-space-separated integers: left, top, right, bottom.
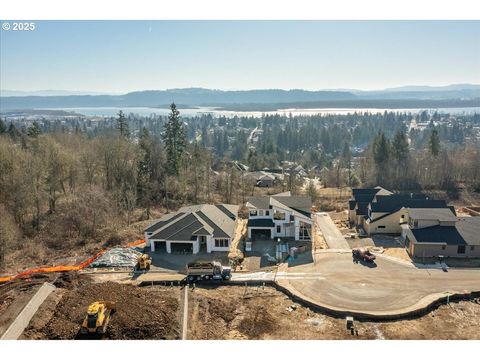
340, 142, 352, 186
392, 130, 409, 164
162, 103, 186, 175
27, 121, 41, 138
8, 123, 20, 141
0, 118, 6, 134
116, 110, 130, 139
428, 129, 440, 157
372, 131, 391, 186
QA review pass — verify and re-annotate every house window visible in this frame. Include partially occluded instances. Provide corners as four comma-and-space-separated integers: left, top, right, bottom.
274, 211, 285, 220
442, 245, 446, 250
249, 210, 258, 216
458, 245, 466, 254
259, 210, 264, 216
276, 225, 281, 233
147, 232, 153, 236
265, 210, 270, 216
378, 225, 386, 229
471, 246, 475, 251
215, 239, 229, 248
290, 215, 294, 222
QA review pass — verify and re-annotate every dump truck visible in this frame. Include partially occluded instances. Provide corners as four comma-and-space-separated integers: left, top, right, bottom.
352, 248, 376, 263
186, 261, 232, 282
136, 254, 152, 270
80, 301, 116, 334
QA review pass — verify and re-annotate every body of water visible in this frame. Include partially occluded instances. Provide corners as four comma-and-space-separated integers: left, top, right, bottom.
37, 106, 480, 118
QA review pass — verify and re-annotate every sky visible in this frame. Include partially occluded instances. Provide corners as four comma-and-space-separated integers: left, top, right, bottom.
1, 20, 479, 93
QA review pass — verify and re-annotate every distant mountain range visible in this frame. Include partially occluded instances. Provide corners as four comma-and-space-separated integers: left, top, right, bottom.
1, 85, 479, 111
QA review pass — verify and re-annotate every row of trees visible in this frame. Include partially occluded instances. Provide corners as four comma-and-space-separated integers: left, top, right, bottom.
357, 128, 480, 195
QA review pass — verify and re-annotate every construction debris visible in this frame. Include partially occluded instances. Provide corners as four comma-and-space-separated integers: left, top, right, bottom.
88, 248, 142, 268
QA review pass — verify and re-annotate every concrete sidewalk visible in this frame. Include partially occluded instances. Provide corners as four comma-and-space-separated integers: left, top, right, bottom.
314, 212, 350, 250
1, 282, 56, 340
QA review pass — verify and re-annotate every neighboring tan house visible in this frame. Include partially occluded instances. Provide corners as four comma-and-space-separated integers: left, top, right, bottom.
402, 209, 480, 258
363, 194, 454, 235
144, 204, 239, 254
246, 191, 312, 241
348, 187, 393, 227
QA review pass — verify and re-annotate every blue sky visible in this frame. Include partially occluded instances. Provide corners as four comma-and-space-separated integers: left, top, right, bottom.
1, 20, 479, 93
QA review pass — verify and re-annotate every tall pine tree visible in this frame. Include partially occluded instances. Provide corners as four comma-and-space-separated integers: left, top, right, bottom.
162, 103, 186, 175
0, 118, 6, 134
428, 129, 440, 157
116, 110, 130, 139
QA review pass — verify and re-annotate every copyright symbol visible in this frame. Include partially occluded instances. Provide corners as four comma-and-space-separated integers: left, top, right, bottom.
2, 22, 10, 31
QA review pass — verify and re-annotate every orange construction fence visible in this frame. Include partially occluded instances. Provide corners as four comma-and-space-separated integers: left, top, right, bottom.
0, 239, 146, 284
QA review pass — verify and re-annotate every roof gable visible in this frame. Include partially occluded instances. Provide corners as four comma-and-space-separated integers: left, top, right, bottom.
150, 213, 205, 241
144, 212, 184, 232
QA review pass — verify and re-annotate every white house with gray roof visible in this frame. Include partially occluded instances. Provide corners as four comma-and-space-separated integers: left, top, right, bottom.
245, 191, 312, 241
144, 204, 239, 254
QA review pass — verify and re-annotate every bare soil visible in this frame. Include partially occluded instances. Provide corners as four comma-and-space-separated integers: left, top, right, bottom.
21, 276, 181, 340
0, 279, 45, 336
188, 285, 480, 340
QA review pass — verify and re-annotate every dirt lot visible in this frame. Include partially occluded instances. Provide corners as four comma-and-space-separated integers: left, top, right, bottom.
20, 274, 181, 340
187, 285, 480, 340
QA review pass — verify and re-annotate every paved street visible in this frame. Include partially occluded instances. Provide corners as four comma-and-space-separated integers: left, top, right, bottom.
280, 252, 480, 315
314, 212, 350, 249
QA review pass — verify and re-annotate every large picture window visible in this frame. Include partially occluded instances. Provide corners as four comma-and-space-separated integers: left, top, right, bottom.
215, 239, 229, 248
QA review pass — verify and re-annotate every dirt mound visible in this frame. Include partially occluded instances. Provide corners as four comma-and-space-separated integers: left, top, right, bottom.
189, 289, 276, 340
24, 282, 180, 340
237, 305, 275, 337
52, 272, 90, 289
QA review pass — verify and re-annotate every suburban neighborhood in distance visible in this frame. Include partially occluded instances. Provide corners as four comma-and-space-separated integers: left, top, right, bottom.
1, 19, 480, 341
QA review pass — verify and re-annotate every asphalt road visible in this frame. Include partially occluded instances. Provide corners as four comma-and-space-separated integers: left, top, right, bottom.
314, 212, 350, 249
282, 252, 480, 314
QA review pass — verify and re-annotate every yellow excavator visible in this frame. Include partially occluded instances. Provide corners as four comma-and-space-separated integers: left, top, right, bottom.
80, 301, 116, 334
136, 254, 152, 270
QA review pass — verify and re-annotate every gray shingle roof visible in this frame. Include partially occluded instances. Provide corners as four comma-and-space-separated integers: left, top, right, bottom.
215, 204, 238, 220
150, 213, 206, 241
149, 204, 239, 241
406, 216, 480, 246
407, 208, 457, 221
247, 193, 311, 216
410, 225, 466, 245
371, 196, 447, 213
273, 196, 311, 213
456, 217, 480, 246
247, 196, 271, 209
144, 212, 184, 232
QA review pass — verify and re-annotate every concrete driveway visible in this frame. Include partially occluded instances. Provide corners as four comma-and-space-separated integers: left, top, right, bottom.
314, 212, 350, 249
279, 252, 480, 315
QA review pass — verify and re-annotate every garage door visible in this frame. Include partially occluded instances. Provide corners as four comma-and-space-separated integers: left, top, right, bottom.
170, 242, 193, 254
251, 228, 271, 240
